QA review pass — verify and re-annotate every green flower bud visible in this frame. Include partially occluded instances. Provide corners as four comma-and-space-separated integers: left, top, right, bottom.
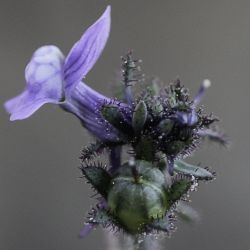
157, 119, 174, 136
132, 100, 147, 134
107, 160, 169, 233
101, 105, 125, 128
100, 104, 131, 134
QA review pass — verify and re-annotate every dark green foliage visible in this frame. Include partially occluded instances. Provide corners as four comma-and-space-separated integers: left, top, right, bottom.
81, 165, 111, 198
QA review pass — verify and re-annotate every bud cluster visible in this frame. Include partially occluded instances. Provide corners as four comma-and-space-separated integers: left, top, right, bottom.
80, 52, 226, 237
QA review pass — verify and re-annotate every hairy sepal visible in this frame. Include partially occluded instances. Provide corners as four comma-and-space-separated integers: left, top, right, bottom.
174, 160, 214, 180
148, 214, 176, 234
101, 104, 132, 134
168, 175, 193, 205
81, 165, 111, 198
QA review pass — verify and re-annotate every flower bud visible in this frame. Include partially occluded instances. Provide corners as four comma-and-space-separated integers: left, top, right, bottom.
107, 160, 168, 233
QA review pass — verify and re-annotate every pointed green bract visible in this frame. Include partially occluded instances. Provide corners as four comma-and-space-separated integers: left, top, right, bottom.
88, 206, 115, 227
148, 217, 173, 233
168, 177, 192, 205
147, 79, 160, 96
101, 104, 131, 134
132, 100, 147, 134
81, 166, 111, 198
151, 99, 164, 116
101, 105, 124, 126
80, 141, 106, 161
174, 160, 214, 180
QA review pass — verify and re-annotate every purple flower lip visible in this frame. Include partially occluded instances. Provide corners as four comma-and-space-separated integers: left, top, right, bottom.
5, 46, 65, 121
4, 6, 125, 142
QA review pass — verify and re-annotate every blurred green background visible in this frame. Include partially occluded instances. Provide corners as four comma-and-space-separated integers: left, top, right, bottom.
0, 0, 249, 249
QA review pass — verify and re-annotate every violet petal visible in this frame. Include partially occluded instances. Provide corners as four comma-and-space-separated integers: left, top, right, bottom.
196, 128, 229, 146
61, 81, 123, 143
172, 110, 198, 126
64, 6, 111, 90
79, 223, 95, 238
4, 46, 65, 121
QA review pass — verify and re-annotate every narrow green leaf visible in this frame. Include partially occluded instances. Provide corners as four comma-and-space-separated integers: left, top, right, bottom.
174, 160, 214, 180
132, 100, 147, 134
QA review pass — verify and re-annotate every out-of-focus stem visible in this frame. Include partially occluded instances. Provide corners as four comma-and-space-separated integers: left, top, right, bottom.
134, 235, 161, 250
104, 231, 161, 250
104, 230, 122, 250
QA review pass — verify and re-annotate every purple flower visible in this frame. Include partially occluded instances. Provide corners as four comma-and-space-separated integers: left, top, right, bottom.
4, 6, 122, 143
